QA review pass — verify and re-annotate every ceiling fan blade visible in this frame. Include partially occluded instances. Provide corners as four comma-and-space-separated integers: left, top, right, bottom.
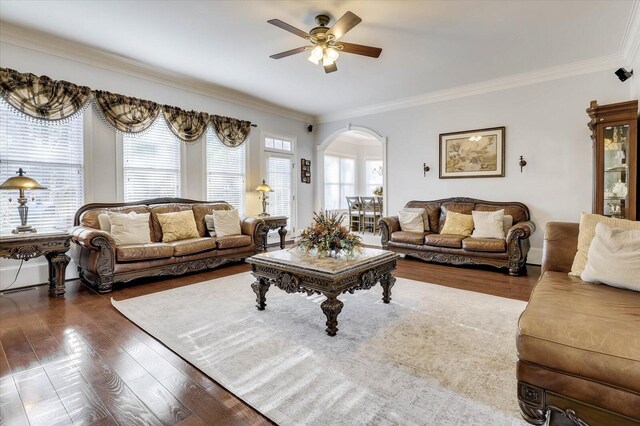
324, 62, 337, 73
339, 42, 382, 58
267, 19, 309, 39
326, 11, 362, 41
270, 47, 308, 59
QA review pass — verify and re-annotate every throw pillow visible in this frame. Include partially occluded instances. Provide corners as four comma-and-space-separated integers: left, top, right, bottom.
471, 209, 505, 239
503, 215, 514, 235
211, 209, 242, 237
440, 211, 474, 236
581, 223, 640, 291
98, 213, 111, 232
204, 214, 216, 237
157, 210, 200, 243
398, 210, 425, 233
401, 207, 430, 231
570, 212, 640, 276
108, 211, 151, 245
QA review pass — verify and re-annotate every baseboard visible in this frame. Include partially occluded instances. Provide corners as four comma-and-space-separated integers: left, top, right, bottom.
0, 257, 79, 290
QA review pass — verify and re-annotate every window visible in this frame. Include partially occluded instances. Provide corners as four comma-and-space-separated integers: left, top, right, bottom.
264, 136, 292, 153
264, 134, 295, 231
365, 159, 383, 196
0, 101, 84, 233
324, 155, 355, 210
206, 128, 246, 217
122, 118, 181, 202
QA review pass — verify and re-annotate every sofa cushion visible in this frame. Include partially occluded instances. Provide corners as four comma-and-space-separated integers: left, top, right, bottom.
391, 231, 428, 245
439, 212, 474, 237
405, 202, 441, 232
398, 210, 425, 233
475, 203, 529, 224
462, 237, 506, 252
149, 203, 194, 242
439, 202, 475, 230
108, 212, 152, 245
116, 242, 174, 262
517, 271, 640, 393
424, 234, 465, 248
157, 210, 200, 243
170, 237, 217, 256
215, 235, 252, 250
192, 203, 234, 237
80, 205, 150, 229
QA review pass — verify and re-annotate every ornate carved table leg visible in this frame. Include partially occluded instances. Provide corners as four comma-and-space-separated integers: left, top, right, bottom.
260, 227, 269, 252
278, 226, 287, 249
517, 382, 548, 425
321, 294, 344, 336
379, 272, 396, 303
251, 277, 270, 310
46, 251, 70, 297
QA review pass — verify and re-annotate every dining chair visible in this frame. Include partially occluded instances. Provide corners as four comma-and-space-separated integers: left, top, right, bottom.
346, 196, 362, 232
361, 196, 382, 234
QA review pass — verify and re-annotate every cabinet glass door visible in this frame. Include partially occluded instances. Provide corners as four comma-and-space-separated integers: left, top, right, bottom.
603, 124, 630, 218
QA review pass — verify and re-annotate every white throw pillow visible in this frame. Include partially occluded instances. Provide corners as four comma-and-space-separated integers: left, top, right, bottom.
211, 209, 241, 237
108, 212, 151, 245
98, 213, 111, 232
398, 210, 425, 233
581, 223, 640, 291
503, 215, 513, 235
471, 209, 505, 239
204, 214, 216, 237
401, 208, 430, 231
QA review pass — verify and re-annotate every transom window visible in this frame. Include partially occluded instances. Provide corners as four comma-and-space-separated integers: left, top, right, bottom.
264, 136, 293, 153
206, 128, 246, 217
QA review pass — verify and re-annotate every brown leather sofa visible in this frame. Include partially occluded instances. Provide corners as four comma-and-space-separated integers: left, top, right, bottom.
379, 197, 535, 275
71, 198, 264, 293
517, 222, 640, 425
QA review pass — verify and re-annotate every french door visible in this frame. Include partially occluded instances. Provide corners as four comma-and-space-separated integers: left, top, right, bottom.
265, 152, 295, 238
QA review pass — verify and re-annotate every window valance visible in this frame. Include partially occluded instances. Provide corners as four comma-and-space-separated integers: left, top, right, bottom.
0, 67, 252, 145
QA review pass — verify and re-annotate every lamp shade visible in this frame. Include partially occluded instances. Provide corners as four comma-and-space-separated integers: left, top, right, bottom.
255, 179, 273, 192
0, 168, 46, 190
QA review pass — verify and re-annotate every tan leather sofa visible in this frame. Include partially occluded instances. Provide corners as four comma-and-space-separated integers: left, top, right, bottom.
379, 197, 535, 275
71, 198, 264, 293
517, 222, 640, 425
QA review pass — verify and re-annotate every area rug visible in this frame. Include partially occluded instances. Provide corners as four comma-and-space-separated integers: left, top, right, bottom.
112, 272, 527, 425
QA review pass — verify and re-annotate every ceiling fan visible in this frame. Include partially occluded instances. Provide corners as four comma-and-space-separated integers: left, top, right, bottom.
268, 11, 382, 74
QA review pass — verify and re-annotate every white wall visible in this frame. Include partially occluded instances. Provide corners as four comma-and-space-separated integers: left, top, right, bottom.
315, 70, 631, 264
0, 42, 315, 288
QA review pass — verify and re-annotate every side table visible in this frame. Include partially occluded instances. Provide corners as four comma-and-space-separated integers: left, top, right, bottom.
255, 215, 288, 251
0, 232, 72, 297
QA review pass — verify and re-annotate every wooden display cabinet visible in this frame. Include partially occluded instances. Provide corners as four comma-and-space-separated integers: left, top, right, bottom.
587, 100, 638, 220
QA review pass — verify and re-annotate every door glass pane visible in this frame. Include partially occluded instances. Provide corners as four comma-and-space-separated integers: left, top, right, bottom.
267, 155, 292, 227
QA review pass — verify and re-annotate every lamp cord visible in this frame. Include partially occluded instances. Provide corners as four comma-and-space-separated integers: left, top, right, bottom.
0, 259, 24, 293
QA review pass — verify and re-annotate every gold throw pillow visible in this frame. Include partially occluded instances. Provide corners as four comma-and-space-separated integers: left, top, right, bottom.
157, 210, 200, 243
440, 211, 474, 236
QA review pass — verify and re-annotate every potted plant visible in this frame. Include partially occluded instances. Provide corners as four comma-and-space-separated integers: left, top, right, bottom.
297, 210, 362, 257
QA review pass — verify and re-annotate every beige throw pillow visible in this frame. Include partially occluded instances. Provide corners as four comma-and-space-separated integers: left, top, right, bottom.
471, 209, 505, 239
581, 223, 640, 291
108, 212, 151, 245
157, 210, 200, 243
211, 209, 241, 237
440, 211, 474, 236
503, 215, 514, 235
398, 210, 425, 233
204, 214, 216, 237
98, 213, 111, 232
401, 208, 430, 231
570, 212, 640, 276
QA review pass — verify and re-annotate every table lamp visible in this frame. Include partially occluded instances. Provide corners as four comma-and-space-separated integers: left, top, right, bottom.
0, 168, 47, 234
255, 179, 273, 217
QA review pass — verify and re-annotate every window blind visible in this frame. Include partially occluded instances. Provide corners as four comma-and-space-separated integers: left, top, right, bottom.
206, 128, 246, 217
266, 153, 292, 226
123, 118, 181, 202
324, 154, 355, 210
0, 101, 84, 234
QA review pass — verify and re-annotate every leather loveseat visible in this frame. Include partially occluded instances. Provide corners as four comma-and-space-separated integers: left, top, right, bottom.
379, 197, 535, 275
516, 222, 640, 425
71, 198, 264, 293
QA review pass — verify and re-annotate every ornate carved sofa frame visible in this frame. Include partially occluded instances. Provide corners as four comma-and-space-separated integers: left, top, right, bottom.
71, 198, 264, 293
517, 222, 640, 425
379, 197, 535, 275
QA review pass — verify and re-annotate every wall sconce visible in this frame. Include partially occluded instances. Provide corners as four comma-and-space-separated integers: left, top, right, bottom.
519, 156, 527, 173
423, 163, 430, 176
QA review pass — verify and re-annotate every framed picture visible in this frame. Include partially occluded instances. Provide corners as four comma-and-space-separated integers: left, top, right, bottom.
300, 159, 311, 184
439, 126, 505, 179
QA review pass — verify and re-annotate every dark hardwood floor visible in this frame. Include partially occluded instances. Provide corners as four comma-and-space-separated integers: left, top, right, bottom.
0, 256, 540, 425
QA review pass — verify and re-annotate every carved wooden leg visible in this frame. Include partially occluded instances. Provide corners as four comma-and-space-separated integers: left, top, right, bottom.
518, 382, 548, 425
46, 251, 70, 297
509, 263, 521, 276
252, 277, 270, 310
278, 226, 287, 249
96, 276, 113, 294
321, 295, 343, 336
380, 272, 396, 303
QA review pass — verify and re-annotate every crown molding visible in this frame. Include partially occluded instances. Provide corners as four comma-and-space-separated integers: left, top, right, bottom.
315, 54, 625, 123
620, 0, 640, 63
0, 22, 314, 123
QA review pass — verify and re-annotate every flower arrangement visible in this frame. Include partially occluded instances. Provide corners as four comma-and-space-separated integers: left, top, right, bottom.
372, 186, 383, 196
297, 210, 362, 257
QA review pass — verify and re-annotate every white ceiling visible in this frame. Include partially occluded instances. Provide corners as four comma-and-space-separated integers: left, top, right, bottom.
0, 1, 634, 119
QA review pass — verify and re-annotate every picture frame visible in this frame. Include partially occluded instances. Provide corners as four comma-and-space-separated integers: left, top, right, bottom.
301, 159, 311, 183
439, 126, 505, 179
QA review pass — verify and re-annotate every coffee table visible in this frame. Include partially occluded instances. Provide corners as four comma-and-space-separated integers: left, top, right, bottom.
246, 247, 400, 336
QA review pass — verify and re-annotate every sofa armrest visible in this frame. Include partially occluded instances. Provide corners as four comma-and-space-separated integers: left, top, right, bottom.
541, 222, 579, 275
506, 220, 535, 242
241, 217, 265, 246
379, 216, 400, 249
71, 226, 116, 250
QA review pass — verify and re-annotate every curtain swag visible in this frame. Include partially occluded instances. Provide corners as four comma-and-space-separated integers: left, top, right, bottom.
0, 67, 91, 122
0, 68, 252, 145
162, 106, 209, 143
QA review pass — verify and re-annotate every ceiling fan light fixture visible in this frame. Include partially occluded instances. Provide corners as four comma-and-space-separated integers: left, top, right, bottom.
325, 47, 339, 62
322, 53, 335, 66
309, 45, 323, 62
308, 55, 320, 65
